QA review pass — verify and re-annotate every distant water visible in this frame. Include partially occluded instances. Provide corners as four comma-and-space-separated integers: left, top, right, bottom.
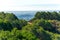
5, 11, 37, 21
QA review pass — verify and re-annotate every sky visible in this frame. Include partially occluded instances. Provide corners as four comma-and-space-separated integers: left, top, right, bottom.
0, 0, 60, 11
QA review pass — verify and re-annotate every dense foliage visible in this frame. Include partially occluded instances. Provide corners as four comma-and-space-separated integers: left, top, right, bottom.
0, 12, 27, 31
31, 11, 60, 21
0, 11, 60, 40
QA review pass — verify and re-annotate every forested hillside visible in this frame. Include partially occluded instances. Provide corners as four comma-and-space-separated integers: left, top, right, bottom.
0, 11, 60, 40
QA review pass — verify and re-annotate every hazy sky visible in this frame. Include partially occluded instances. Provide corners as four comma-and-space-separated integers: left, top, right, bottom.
0, 0, 60, 11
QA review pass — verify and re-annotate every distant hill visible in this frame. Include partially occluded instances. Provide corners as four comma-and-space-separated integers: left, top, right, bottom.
4, 11, 36, 21
18, 14, 34, 21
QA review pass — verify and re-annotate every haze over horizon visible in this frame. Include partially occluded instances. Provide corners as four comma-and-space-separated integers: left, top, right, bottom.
0, 0, 60, 11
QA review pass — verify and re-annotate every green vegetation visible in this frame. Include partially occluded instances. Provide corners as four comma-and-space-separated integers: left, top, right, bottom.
0, 11, 60, 40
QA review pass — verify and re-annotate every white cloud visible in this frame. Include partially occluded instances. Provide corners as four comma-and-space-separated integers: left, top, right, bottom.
0, 0, 60, 11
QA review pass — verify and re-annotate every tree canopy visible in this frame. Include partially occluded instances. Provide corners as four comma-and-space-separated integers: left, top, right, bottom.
0, 11, 60, 40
